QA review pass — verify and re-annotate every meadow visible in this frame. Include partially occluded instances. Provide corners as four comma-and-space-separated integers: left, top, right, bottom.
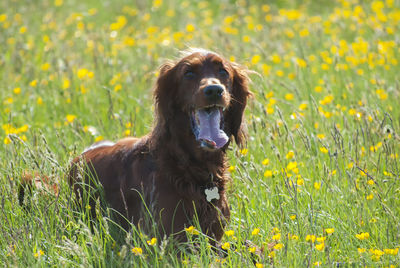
1, 0, 400, 266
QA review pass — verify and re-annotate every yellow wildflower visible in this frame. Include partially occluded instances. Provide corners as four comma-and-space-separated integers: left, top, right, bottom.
286, 150, 295, 159
315, 243, 324, 251
185, 225, 199, 235
147, 237, 157, 246
319, 147, 328, 154
65, 114, 77, 124
325, 228, 334, 234
306, 234, 316, 243
131, 247, 142, 255
221, 242, 230, 250
251, 228, 260, 236
264, 170, 273, 178
225, 230, 234, 236
355, 232, 370, 240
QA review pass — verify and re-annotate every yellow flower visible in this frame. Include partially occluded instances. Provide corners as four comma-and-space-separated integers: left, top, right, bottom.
314, 86, 323, 93
228, 165, 236, 173
274, 243, 284, 250
62, 78, 70, 89
325, 228, 334, 234
289, 234, 299, 240
264, 170, 273, 178
95, 136, 104, 142
262, 158, 269, 165
114, 84, 122, 92
34, 249, 44, 258
4, 136, 11, 145
272, 233, 281, 241
131, 247, 142, 255
299, 28, 309, 37
366, 194, 374, 200
299, 103, 308, 111
242, 35, 251, 43
315, 243, 324, 251
37, 97, 43, 105
286, 150, 295, 159
255, 263, 263, 268
268, 251, 276, 258
77, 68, 88, 79
287, 161, 297, 171
185, 225, 199, 235
239, 148, 248, 156
152, 0, 162, 8
384, 248, 399, 255
186, 24, 195, 32
375, 89, 388, 100
251, 228, 260, 236
221, 242, 230, 250
347, 162, 354, 169
0, 14, 7, 22
355, 232, 370, 240
296, 58, 307, 67
30, 79, 38, 87
290, 215, 296, 220
66, 114, 77, 124
225, 230, 234, 236
348, 108, 356, 116
249, 246, 256, 253
123, 36, 135, 46
358, 248, 366, 253
13, 87, 21, 94
319, 95, 334, 105
4, 97, 13, 105
41, 63, 50, 71
319, 147, 328, 154
251, 55, 261, 65
147, 237, 157, 246
276, 70, 284, 77
285, 93, 294, 101
306, 234, 316, 243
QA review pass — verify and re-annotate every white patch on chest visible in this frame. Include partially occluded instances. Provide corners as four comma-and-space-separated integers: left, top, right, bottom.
205, 186, 220, 202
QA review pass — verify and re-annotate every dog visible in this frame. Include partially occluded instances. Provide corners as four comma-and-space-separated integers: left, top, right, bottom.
24, 49, 252, 244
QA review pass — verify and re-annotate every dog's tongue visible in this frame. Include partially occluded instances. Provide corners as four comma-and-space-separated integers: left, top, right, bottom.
197, 108, 229, 149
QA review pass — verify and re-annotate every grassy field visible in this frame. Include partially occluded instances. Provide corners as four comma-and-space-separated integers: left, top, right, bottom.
1, 0, 400, 266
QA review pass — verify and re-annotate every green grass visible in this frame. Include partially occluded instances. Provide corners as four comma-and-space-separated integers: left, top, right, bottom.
1, 0, 400, 266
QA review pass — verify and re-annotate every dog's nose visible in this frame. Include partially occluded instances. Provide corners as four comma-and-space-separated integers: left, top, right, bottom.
203, 84, 224, 100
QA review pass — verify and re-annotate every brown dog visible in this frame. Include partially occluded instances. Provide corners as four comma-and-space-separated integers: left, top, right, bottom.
25, 49, 252, 243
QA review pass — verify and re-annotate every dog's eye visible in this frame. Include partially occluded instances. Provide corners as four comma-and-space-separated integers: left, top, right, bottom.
184, 70, 196, 79
219, 68, 229, 77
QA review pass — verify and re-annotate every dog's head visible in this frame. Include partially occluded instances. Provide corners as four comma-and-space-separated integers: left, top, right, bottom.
154, 49, 252, 151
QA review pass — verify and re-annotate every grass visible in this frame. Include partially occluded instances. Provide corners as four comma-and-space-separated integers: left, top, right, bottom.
1, 0, 400, 266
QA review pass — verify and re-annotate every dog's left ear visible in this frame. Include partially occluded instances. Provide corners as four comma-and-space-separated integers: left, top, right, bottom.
224, 63, 253, 147
153, 60, 177, 124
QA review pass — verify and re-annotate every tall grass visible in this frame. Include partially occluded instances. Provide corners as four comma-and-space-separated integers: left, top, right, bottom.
1, 0, 399, 266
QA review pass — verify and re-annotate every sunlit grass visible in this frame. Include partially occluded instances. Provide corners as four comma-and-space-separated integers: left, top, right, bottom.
1, 0, 400, 266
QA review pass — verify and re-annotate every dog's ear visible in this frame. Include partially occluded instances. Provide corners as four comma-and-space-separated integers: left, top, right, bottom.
153, 60, 177, 123
225, 63, 252, 147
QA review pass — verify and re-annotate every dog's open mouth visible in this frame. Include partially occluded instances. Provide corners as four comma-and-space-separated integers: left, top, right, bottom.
191, 106, 229, 150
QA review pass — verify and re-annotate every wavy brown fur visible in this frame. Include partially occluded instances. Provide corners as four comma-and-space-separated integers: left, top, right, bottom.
68, 49, 252, 242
